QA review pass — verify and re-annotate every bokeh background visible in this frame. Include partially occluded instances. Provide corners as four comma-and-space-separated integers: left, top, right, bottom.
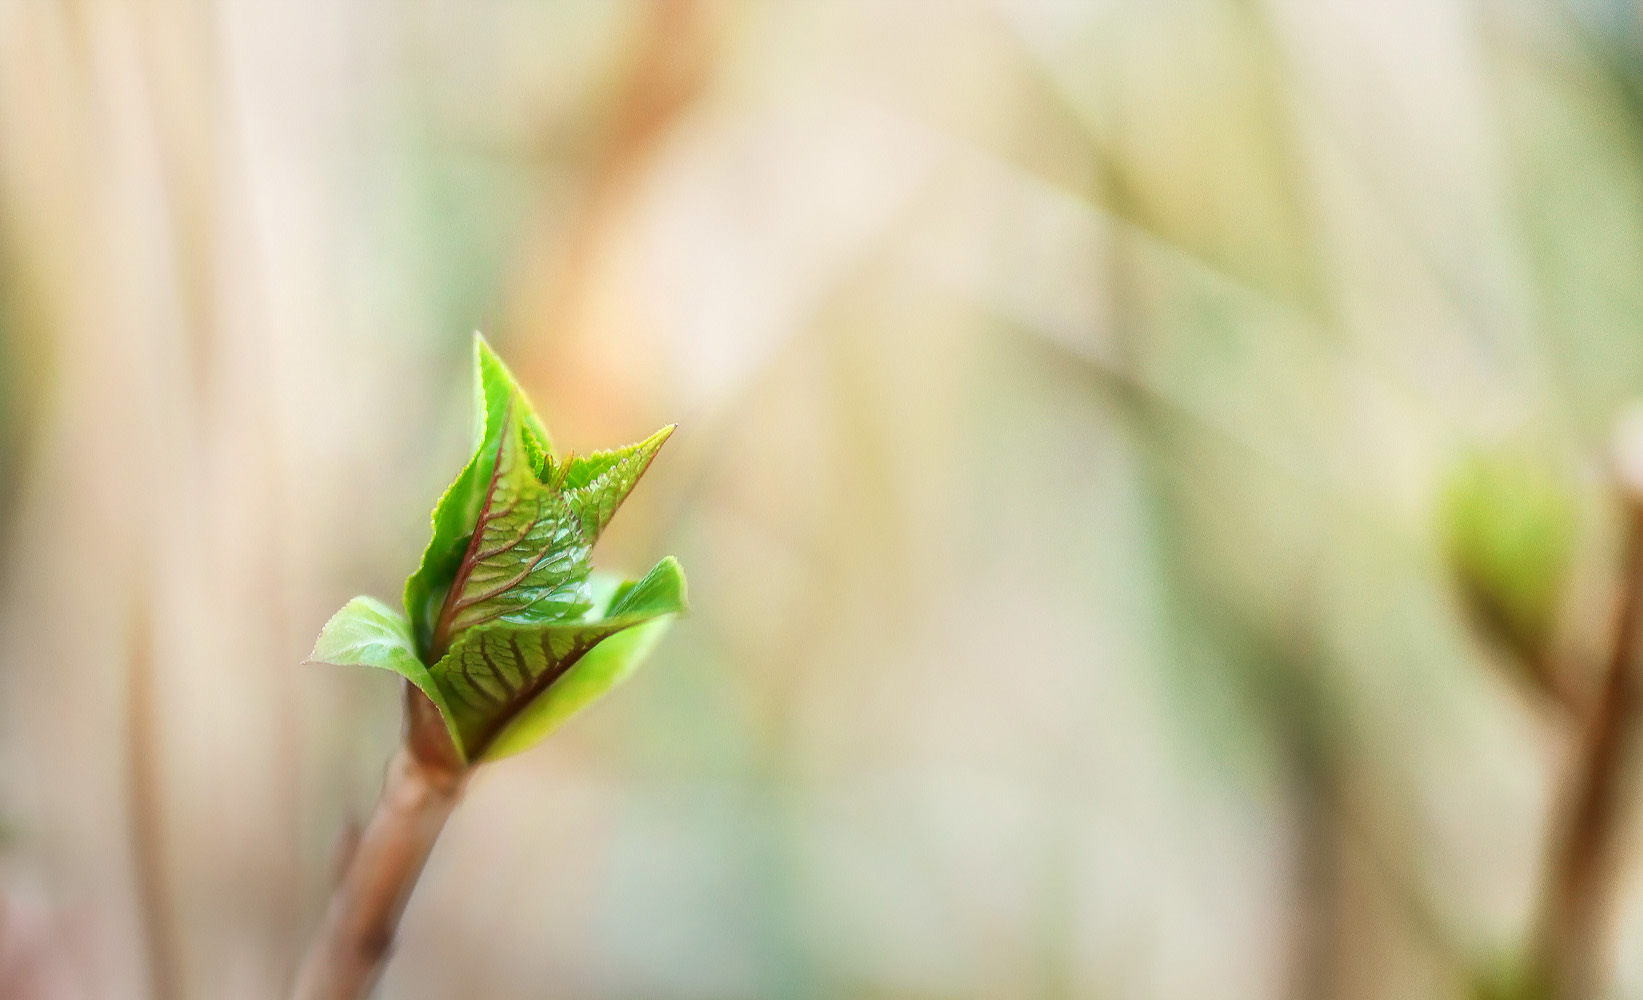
6, 0, 1643, 997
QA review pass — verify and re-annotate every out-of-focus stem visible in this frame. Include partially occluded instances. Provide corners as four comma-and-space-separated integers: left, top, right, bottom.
290, 688, 466, 1000
128, 596, 182, 1000
1285, 742, 1339, 1000
1532, 488, 1643, 1000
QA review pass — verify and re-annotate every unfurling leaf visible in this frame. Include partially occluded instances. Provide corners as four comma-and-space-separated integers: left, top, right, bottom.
403, 337, 557, 662
310, 334, 686, 764
307, 597, 463, 752
424, 401, 592, 662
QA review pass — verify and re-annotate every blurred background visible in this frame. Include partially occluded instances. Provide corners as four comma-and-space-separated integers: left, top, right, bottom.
9, 0, 1643, 997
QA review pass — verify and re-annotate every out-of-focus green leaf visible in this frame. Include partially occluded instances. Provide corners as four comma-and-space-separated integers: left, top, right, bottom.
1468, 959, 1549, 1000
1440, 446, 1578, 664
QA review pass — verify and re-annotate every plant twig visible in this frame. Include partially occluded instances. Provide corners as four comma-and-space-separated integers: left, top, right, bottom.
128, 593, 183, 1000
290, 687, 466, 1000
1531, 475, 1643, 1000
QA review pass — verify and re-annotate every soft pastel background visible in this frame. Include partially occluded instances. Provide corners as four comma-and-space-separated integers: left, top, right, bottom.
3, 0, 1643, 997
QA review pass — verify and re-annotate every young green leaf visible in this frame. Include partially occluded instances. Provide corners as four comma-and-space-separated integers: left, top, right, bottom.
476, 335, 556, 482
562, 425, 674, 537
404, 335, 557, 660
306, 596, 462, 751
480, 557, 685, 760
429, 557, 686, 760
425, 401, 594, 662
313, 332, 685, 765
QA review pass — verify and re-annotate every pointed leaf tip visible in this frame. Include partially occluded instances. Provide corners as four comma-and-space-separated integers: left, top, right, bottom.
472, 333, 555, 462
425, 400, 594, 662
563, 424, 675, 539
406, 336, 563, 656
608, 555, 688, 618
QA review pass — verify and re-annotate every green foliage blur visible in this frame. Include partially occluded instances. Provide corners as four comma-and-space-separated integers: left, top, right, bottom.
1441, 446, 1578, 665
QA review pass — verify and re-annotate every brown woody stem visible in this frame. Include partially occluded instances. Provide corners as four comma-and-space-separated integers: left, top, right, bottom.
1532, 490, 1643, 1000
290, 687, 467, 1000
